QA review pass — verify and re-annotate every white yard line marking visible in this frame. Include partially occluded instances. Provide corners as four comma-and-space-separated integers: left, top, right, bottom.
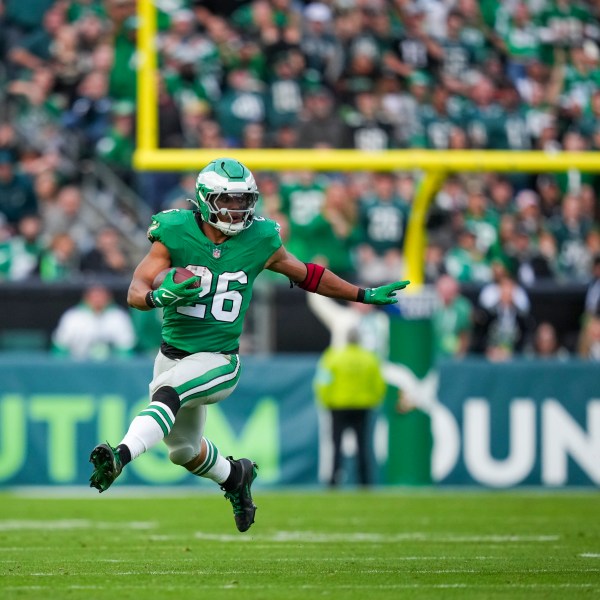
0, 519, 156, 531
193, 531, 560, 544
4, 583, 597, 591
580, 553, 600, 558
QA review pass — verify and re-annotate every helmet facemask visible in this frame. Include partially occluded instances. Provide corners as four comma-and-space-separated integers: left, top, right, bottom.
203, 190, 257, 236
192, 158, 259, 236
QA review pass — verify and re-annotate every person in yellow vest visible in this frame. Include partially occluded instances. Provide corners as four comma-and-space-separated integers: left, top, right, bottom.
314, 328, 387, 487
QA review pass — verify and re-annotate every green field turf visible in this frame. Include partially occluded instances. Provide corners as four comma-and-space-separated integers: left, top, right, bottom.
1, 489, 598, 599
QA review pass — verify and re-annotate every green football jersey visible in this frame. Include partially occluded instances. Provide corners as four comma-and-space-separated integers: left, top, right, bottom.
148, 209, 282, 353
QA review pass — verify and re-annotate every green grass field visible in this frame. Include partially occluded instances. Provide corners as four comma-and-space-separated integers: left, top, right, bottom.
1, 489, 599, 599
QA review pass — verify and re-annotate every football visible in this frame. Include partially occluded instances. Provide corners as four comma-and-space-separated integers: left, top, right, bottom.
152, 267, 200, 290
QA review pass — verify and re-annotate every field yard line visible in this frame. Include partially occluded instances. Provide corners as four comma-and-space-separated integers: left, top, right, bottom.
193, 531, 560, 543
4, 583, 597, 591
580, 553, 600, 558
21, 567, 600, 577
266, 556, 503, 561
0, 519, 156, 530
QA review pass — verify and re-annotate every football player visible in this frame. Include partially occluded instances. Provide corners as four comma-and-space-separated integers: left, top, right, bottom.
89, 157, 410, 532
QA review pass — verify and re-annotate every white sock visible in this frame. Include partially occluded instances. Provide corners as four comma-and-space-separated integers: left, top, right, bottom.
120, 401, 176, 460
191, 438, 231, 484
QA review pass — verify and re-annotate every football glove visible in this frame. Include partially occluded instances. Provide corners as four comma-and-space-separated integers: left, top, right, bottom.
151, 269, 202, 308
363, 280, 410, 305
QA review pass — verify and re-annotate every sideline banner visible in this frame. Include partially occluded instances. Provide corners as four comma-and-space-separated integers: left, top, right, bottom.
0, 355, 320, 488
0, 357, 598, 488
432, 359, 600, 487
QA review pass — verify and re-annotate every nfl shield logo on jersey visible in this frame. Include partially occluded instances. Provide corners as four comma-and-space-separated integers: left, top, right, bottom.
213, 247, 221, 259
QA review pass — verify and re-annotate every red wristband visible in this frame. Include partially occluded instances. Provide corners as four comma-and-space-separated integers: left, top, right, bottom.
298, 263, 325, 293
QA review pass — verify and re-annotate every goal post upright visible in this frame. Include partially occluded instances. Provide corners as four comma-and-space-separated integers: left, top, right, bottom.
136, 0, 159, 153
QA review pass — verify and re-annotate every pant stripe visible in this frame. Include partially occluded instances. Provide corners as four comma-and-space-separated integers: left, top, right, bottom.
178, 356, 240, 402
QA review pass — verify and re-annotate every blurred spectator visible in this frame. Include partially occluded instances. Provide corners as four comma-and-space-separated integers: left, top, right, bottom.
51, 282, 135, 360
300, 2, 341, 86
378, 72, 422, 147
42, 184, 95, 252
344, 89, 395, 151
108, 7, 138, 102
278, 170, 327, 261
413, 84, 459, 149
549, 193, 593, 281
254, 172, 281, 219
2, 0, 56, 56
554, 130, 595, 195
38, 231, 81, 281
432, 274, 474, 360
508, 224, 557, 286
0, 123, 20, 159
335, 9, 385, 107
215, 69, 265, 146
535, 174, 562, 219
463, 184, 500, 256
241, 122, 267, 149
33, 169, 60, 218
437, 9, 476, 95
465, 75, 506, 149
514, 188, 542, 237
424, 240, 447, 283
95, 100, 136, 186
51, 23, 89, 104
307, 178, 358, 281
557, 43, 600, 124
496, 83, 532, 153
7, 3, 66, 77
473, 274, 534, 360
195, 119, 227, 149
528, 321, 569, 360
297, 86, 347, 148
479, 260, 531, 314
384, 3, 441, 81
444, 225, 492, 284
161, 172, 197, 211
62, 70, 112, 155
584, 254, 600, 318
577, 314, 600, 361
80, 226, 130, 276
157, 75, 184, 149
5, 213, 44, 280
356, 172, 409, 286
7, 66, 69, 174
0, 150, 38, 227
264, 51, 304, 130
499, 2, 541, 87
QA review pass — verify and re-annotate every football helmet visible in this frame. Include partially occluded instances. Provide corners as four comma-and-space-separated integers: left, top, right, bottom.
192, 158, 259, 236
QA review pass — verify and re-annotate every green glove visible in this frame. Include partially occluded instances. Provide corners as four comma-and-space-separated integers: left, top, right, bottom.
151, 269, 202, 308
363, 280, 410, 305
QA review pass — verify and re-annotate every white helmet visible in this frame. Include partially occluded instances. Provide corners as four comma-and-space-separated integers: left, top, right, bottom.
191, 157, 259, 236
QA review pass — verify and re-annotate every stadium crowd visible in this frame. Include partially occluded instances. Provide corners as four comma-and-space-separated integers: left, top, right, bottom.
1, 0, 600, 359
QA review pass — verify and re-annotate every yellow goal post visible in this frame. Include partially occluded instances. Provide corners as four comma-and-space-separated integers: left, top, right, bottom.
133, 0, 600, 287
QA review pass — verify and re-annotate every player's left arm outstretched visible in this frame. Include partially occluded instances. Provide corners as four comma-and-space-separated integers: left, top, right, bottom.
265, 245, 410, 305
